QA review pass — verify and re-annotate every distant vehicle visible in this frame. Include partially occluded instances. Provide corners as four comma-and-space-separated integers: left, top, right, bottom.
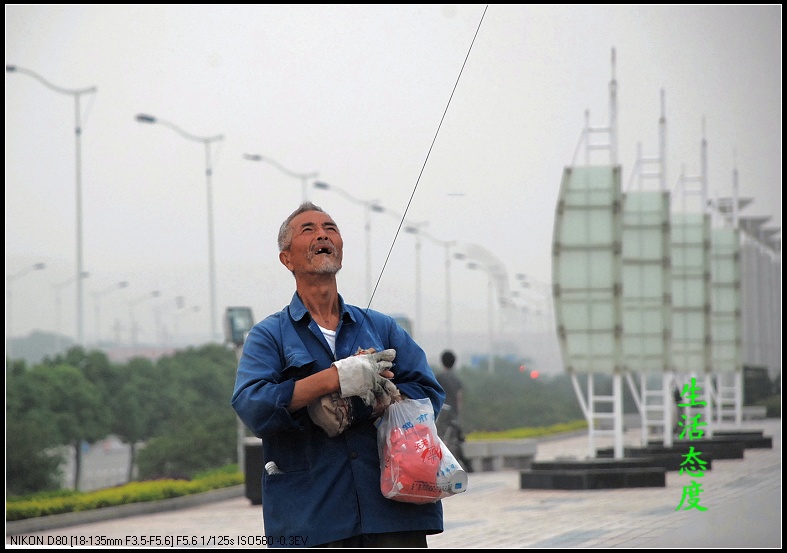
224, 306, 255, 346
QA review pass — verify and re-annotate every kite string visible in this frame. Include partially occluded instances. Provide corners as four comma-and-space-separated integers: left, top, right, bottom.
350, 5, 489, 349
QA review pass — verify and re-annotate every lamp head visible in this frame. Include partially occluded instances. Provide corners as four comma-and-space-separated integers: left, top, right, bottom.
313, 181, 330, 190
136, 114, 156, 124
243, 153, 262, 161
6, 65, 18, 73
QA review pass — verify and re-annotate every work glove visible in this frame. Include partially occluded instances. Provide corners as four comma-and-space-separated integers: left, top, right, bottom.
334, 348, 396, 406
371, 377, 402, 418
309, 377, 401, 437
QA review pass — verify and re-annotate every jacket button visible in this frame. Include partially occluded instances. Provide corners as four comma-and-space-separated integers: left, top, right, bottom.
350, 451, 358, 459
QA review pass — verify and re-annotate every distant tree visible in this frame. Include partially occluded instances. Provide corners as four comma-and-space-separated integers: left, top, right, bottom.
136, 408, 237, 479
134, 344, 239, 479
8, 343, 245, 492
156, 345, 238, 423
112, 356, 169, 481
6, 368, 64, 495
25, 364, 112, 490
76, 349, 117, 394
6, 357, 27, 375
460, 358, 584, 432
6, 419, 64, 495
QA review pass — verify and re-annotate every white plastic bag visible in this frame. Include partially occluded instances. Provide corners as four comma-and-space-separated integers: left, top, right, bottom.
377, 397, 468, 504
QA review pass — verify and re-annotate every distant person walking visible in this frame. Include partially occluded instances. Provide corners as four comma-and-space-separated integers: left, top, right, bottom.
435, 349, 472, 472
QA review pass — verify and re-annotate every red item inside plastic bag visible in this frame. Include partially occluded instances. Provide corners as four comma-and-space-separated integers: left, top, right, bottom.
380, 423, 444, 503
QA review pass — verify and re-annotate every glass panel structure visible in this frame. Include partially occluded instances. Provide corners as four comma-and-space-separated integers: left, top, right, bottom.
621, 191, 671, 372
552, 166, 622, 374
710, 228, 742, 373
670, 213, 711, 373
740, 234, 781, 380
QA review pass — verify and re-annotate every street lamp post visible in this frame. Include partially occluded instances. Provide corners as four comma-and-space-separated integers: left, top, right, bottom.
421, 231, 456, 348
53, 272, 90, 353
129, 291, 161, 352
453, 252, 467, 350
404, 222, 429, 340
6, 262, 46, 361
243, 153, 318, 203
173, 305, 200, 346
516, 273, 552, 335
136, 114, 223, 342
313, 181, 382, 302
154, 295, 185, 348
521, 274, 557, 372
369, 205, 430, 339
93, 281, 129, 345
7, 65, 97, 347
462, 243, 513, 372
467, 261, 495, 373
510, 289, 534, 363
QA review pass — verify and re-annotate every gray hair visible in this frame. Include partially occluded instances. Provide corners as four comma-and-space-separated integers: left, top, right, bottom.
277, 201, 326, 252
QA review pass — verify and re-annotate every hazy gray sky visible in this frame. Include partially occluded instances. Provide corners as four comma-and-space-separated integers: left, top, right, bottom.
5, 5, 782, 358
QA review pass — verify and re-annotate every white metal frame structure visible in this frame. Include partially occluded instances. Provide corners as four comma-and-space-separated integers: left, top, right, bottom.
556, 50, 628, 458
621, 190, 674, 446
555, 48, 776, 460
708, 224, 743, 425
621, 89, 676, 448
553, 164, 625, 458
739, 214, 781, 385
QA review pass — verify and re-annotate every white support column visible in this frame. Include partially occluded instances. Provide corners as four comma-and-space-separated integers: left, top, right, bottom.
613, 372, 624, 458
663, 372, 674, 447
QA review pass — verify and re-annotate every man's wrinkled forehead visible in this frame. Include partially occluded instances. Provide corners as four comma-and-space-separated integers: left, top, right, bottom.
291, 210, 339, 232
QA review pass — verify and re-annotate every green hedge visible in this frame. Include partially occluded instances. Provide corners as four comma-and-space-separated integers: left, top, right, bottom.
7, 423, 594, 521
6, 468, 243, 522
466, 420, 588, 441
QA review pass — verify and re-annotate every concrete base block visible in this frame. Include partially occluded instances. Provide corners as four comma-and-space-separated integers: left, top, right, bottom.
599, 437, 746, 461
520, 466, 666, 490
712, 430, 773, 449
463, 439, 537, 473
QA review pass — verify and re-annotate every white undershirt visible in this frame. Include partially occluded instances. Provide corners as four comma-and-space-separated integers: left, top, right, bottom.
318, 324, 337, 356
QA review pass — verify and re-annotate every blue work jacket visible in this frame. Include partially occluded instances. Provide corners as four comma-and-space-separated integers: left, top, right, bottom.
231, 292, 446, 547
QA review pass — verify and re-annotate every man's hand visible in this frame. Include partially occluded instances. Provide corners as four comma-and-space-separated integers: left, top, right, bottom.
334, 349, 396, 406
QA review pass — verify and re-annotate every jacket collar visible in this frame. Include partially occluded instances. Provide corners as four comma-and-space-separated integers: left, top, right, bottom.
289, 292, 356, 324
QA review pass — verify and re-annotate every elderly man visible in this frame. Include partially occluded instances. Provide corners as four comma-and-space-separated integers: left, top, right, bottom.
232, 201, 445, 548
